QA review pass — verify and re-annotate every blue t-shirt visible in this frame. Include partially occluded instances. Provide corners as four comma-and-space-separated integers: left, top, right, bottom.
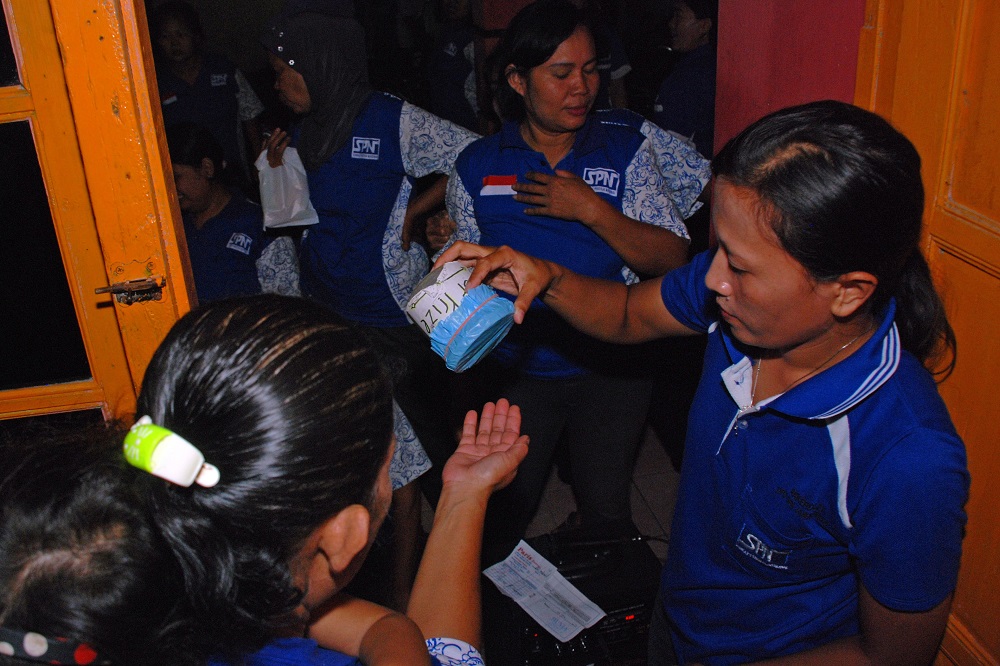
448, 116, 687, 377
183, 193, 271, 303
657, 250, 969, 664
591, 22, 631, 111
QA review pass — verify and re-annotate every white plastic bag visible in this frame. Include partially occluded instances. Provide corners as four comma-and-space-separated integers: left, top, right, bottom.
255, 146, 319, 228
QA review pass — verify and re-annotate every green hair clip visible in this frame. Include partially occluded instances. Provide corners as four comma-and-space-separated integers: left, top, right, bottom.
123, 416, 220, 488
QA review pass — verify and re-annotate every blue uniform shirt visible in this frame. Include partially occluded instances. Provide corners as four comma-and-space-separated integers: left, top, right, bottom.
449, 116, 689, 377
658, 250, 969, 664
299, 92, 477, 327
653, 43, 717, 159
183, 194, 271, 303
159, 54, 244, 176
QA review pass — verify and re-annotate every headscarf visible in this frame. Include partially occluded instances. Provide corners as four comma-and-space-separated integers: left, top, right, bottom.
262, 6, 371, 171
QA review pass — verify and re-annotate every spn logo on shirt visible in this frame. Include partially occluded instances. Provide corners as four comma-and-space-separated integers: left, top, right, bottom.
583, 167, 620, 196
226, 233, 253, 255
211, 73, 229, 87
352, 137, 381, 160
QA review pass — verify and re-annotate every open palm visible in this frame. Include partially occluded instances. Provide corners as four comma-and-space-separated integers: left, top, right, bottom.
441, 399, 529, 494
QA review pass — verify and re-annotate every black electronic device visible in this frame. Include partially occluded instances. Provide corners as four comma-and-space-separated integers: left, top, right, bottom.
485, 522, 663, 665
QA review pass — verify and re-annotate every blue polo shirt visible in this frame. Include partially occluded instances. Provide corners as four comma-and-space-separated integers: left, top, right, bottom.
183, 194, 270, 303
299, 92, 477, 327
657, 250, 969, 663
449, 117, 688, 377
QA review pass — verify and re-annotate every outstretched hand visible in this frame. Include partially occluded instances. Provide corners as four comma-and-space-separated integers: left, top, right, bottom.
441, 399, 529, 496
433, 242, 560, 324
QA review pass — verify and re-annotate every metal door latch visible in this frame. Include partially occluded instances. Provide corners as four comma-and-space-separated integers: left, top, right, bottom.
95, 275, 166, 305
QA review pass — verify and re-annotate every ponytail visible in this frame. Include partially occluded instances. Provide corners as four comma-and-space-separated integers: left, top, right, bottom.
892, 251, 957, 377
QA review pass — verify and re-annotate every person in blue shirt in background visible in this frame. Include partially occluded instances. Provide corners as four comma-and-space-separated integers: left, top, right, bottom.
439, 100, 969, 665
425, 0, 479, 132
167, 122, 299, 304
151, 1, 266, 193
652, 0, 717, 159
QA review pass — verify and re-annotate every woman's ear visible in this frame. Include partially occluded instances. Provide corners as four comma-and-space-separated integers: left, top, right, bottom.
695, 17, 713, 43
831, 271, 878, 318
315, 504, 371, 576
198, 156, 216, 180
506, 65, 527, 97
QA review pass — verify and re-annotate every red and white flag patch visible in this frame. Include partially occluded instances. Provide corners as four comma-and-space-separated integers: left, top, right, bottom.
480, 175, 517, 196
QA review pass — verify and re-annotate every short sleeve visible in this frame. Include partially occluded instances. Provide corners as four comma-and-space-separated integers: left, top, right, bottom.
437, 167, 481, 258
256, 235, 301, 297
639, 119, 711, 218
426, 638, 484, 666
621, 137, 690, 241
659, 249, 716, 333
390, 400, 431, 489
400, 102, 479, 178
850, 428, 969, 611
235, 69, 265, 121
607, 31, 631, 81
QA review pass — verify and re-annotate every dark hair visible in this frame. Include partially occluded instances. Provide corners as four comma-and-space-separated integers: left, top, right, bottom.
677, 0, 718, 46
712, 100, 956, 374
493, 0, 591, 121
165, 121, 226, 176
0, 429, 185, 666
149, 0, 204, 42
134, 295, 393, 659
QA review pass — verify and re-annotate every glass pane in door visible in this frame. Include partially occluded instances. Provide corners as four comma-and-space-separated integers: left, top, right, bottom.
0, 120, 91, 390
0, 9, 19, 86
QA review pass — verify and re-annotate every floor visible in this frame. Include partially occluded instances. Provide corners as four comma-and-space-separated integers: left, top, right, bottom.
523, 425, 681, 564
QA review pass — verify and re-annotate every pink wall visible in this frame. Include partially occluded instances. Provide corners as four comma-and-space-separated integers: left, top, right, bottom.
714, 0, 867, 154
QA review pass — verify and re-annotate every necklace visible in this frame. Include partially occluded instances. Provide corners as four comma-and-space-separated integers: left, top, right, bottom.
750, 324, 874, 406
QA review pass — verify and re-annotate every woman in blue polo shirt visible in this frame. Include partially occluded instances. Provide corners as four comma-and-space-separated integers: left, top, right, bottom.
167, 122, 299, 304
446, 0, 697, 559
438, 100, 969, 664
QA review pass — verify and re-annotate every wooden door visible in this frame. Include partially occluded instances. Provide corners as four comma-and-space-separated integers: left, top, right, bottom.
856, 2, 1000, 664
0, 0, 193, 422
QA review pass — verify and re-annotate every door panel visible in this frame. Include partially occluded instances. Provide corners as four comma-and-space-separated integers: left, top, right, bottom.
0, 0, 192, 421
857, 1, 1000, 664
48, 0, 195, 392
0, 0, 135, 419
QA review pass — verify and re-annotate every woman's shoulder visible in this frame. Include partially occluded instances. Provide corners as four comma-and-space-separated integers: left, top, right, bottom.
453, 127, 507, 170
200, 52, 238, 77
210, 638, 360, 666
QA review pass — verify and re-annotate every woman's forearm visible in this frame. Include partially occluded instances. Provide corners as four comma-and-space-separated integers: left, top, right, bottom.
406, 486, 490, 646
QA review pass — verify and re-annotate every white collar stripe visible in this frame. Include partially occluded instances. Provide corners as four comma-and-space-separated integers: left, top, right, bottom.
826, 414, 854, 529
811, 324, 901, 420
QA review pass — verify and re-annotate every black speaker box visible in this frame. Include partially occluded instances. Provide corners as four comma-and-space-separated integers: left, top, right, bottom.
483, 522, 663, 666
